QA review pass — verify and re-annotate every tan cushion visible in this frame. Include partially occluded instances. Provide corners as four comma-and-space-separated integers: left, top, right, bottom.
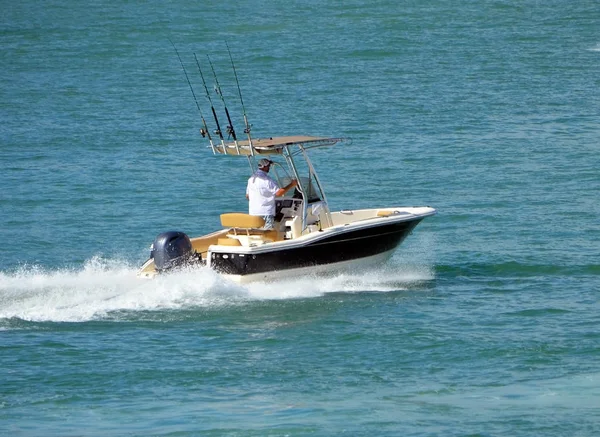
220, 213, 265, 229
217, 238, 242, 246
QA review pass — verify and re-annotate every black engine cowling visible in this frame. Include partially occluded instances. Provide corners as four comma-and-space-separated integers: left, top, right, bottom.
150, 231, 197, 272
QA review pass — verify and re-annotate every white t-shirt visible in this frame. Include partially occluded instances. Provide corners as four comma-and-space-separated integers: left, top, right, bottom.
246, 169, 279, 216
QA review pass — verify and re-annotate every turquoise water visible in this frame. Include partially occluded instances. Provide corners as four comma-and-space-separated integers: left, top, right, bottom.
2, 0, 599, 435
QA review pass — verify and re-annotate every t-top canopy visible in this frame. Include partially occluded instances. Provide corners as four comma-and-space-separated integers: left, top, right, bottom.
212, 136, 344, 156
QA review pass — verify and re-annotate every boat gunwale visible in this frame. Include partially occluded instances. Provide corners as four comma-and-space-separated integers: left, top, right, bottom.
207, 207, 436, 255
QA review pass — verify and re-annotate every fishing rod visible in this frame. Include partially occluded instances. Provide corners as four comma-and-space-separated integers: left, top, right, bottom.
193, 53, 226, 150
207, 55, 238, 143
225, 41, 254, 155
168, 39, 215, 152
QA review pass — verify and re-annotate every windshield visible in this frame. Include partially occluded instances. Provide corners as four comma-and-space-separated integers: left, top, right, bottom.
267, 153, 325, 203
275, 176, 320, 202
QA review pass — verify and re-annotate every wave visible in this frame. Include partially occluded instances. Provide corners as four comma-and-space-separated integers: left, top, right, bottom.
0, 256, 434, 324
588, 43, 600, 52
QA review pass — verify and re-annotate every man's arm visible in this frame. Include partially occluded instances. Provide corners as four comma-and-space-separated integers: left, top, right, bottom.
275, 180, 298, 197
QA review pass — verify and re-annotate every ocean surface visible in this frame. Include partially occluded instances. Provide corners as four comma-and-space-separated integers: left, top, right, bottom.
2, 0, 599, 435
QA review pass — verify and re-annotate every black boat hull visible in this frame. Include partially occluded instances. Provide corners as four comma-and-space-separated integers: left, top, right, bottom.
209, 217, 423, 277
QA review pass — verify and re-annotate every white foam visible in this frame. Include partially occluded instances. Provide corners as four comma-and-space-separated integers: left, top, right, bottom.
248, 263, 434, 298
588, 43, 600, 52
0, 256, 434, 323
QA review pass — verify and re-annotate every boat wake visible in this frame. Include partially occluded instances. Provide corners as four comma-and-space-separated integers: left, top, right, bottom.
0, 256, 434, 324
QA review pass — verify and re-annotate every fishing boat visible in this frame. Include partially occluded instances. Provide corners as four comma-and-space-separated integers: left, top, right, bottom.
138, 135, 436, 282
138, 48, 436, 282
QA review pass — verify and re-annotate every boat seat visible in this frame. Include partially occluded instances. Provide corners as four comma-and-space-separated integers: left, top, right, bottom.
220, 213, 265, 229
220, 213, 283, 243
218, 231, 280, 247
226, 228, 281, 241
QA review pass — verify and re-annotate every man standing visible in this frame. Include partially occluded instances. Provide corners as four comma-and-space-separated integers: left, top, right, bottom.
246, 158, 297, 229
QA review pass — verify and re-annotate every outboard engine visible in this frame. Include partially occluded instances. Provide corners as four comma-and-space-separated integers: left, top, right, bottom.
150, 231, 198, 272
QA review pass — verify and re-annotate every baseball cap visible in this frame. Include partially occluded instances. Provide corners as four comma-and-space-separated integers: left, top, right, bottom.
258, 158, 273, 168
